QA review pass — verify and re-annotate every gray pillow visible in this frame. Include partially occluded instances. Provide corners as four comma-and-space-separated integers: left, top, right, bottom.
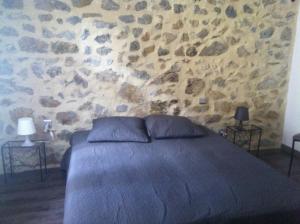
87, 116, 149, 143
145, 115, 206, 139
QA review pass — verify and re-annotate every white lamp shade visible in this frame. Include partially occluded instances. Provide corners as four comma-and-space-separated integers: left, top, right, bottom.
17, 117, 36, 136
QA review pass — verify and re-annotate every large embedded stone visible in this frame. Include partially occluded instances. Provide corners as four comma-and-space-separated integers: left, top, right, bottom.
130, 41, 140, 51
204, 114, 222, 124
257, 77, 277, 90
225, 6, 237, 18
96, 47, 112, 55
135, 1, 147, 11
237, 46, 250, 57
74, 73, 88, 88
132, 28, 143, 38
71, 0, 93, 7
39, 96, 61, 107
119, 15, 135, 23
56, 111, 79, 125
262, 0, 276, 7
186, 47, 198, 57
51, 41, 79, 54
175, 46, 185, 56
0, 59, 13, 76
46, 66, 62, 78
150, 100, 168, 114
214, 101, 232, 113
31, 62, 43, 78
116, 104, 128, 112
158, 47, 169, 56
38, 14, 53, 21
96, 69, 120, 82
94, 20, 117, 29
185, 78, 205, 95
163, 32, 177, 44
243, 4, 253, 14
159, 0, 171, 10
2, 0, 23, 9
95, 34, 111, 44
197, 29, 209, 39
0, 26, 18, 36
34, 0, 71, 12
281, 27, 292, 41
101, 0, 120, 11
131, 70, 150, 80
174, 4, 185, 14
151, 63, 180, 84
23, 24, 35, 33
66, 16, 82, 25
142, 45, 155, 56
173, 20, 183, 30
260, 27, 274, 39
138, 14, 152, 25
18, 36, 48, 53
194, 5, 208, 15
119, 82, 143, 103
199, 41, 228, 56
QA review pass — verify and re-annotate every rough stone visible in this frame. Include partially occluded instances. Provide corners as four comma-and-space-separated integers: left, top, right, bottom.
96, 47, 112, 55
57, 31, 75, 40
130, 41, 140, 51
71, 0, 93, 7
2, 0, 23, 9
150, 100, 168, 114
281, 27, 292, 41
31, 62, 44, 78
142, 45, 155, 56
175, 46, 185, 56
225, 6, 237, 18
141, 32, 150, 41
116, 104, 128, 112
186, 47, 198, 57
163, 32, 177, 44
56, 111, 79, 125
257, 77, 277, 90
200, 41, 228, 56
173, 20, 184, 30
38, 14, 53, 21
22, 24, 35, 33
0, 26, 18, 36
185, 78, 205, 95
132, 28, 143, 38
0, 59, 13, 76
197, 29, 209, 39
96, 69, 120, 82
138, 14, 152, 25
158, 47, 169, 56
46, 66, 62, 78
119, 83, 143, 103
9, 107, 34, 123
39, 96, 61, 107
237, 46, 250, 57
74, 73, 88, 88
66, 16, 82, 25
151, 63, 180, 84
243, 4, 253, 14
18, 37, 48, 53
95, 34, 111, 44
135, 1, 147, 11
262, 0, 276, 7
42, 27, 55, 38
260, 27, 274, 39
101, 0, 120, 11
181, 33, 189, 42
214, 101, 232, 113
131, 70, 150, 80
78, 102, 93, 111
128, 55, 139, 63
174, 4, 185, 14
51, 41, 79, 54
194, 5, 208, 15
204, 114, 222, 124
34, 0, 71, 12
119, 15, 135, 23
94, 20, 117, 29
81, 29, 90, 40
65, 57, 76, 67
159, 0, 171, 10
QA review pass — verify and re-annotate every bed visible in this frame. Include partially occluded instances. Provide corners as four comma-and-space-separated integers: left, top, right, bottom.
63, 117, 300, 224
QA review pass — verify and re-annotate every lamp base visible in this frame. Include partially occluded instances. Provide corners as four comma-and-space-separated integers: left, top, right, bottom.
22, 136, 34, 147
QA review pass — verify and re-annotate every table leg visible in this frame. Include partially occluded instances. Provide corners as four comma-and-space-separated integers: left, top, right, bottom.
1, 146, 7, 183
8, 146, 13, 176
43, 142, 47, 179
288, 140, 295, 177
248, 130, 253, 152
233, 131, 236, 144
257, 130, 262, 157
38, 146, 43, 182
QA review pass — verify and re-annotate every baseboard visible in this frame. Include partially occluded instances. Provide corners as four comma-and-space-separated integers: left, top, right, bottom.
281, 144, 300, 158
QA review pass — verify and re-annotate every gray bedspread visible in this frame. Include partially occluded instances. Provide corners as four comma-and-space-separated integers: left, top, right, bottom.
64, 131, 300, 224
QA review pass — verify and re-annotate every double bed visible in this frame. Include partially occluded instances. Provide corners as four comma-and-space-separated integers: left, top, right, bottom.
63, 116, 300, 224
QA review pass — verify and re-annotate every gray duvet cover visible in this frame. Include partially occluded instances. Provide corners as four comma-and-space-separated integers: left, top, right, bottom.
64, 130, 300, 224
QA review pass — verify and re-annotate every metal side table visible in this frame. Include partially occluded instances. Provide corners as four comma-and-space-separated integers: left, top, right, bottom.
1, 140, 48, 183
288, 134, 300, 177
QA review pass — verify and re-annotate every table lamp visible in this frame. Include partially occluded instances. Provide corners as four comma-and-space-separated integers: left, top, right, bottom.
17, 117, 36, 147
234, 106, 249, 129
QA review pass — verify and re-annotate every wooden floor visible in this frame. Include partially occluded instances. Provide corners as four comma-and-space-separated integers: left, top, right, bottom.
0, 151, 299, 224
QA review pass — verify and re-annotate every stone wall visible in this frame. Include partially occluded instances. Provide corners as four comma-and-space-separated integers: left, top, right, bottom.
0, 0, 298, 172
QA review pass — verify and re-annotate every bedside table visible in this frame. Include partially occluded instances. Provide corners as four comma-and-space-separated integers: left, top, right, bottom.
1, 140, 48, 183
226, 125, 262, 156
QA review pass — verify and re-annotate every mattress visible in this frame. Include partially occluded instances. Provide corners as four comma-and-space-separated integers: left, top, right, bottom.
63, 130, 300, 224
